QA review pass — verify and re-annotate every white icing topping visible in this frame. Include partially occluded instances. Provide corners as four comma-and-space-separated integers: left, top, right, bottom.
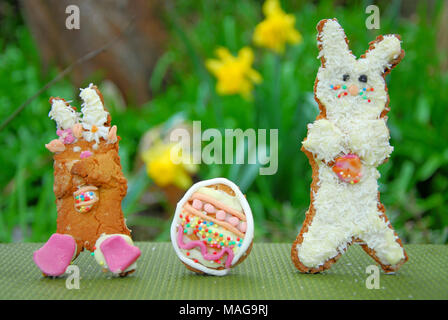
48, 84, 117, 145
82, 123, 109, 144
79, 84, 108, 127
48, 99, 79, 130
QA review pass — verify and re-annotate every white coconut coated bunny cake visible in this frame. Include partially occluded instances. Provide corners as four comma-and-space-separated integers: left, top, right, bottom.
291, 19, 408, 273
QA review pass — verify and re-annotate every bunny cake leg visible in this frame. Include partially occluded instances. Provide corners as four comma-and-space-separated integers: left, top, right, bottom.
291, 18, 408, 273
34, 85, 141, 277
292, 164, 407, 273
357, 204, 408, 273
33, 233, 77, 277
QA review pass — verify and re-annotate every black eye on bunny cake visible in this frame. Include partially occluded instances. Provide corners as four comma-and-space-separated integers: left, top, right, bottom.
342, 74, 350, 81
358, 74, 368, 83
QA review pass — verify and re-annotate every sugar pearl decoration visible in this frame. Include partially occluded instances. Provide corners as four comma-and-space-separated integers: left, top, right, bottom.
192, 199, 203, 210
204, 203, 216, 214
216, 210, 226, 220
228, 217, 239, 226
238, 222, 247, 233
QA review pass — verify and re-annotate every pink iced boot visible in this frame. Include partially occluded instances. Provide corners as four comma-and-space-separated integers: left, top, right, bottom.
100, 235, 141, 274
33, 233, 77, 277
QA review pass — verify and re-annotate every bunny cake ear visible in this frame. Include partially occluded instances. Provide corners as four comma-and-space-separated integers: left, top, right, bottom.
79, 84, 112, 144
363, 34, 404, 75
48, 98, 79, 130
79, 83, 110, 127
317, 18, 356, 67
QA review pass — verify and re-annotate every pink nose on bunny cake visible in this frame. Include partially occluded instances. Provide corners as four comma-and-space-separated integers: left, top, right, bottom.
33, 233, 76, 276
348, 84, 359, 96
99, 236, 141, 274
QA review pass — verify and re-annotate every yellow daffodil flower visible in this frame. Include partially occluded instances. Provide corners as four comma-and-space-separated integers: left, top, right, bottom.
142, 141, 197, 190
206, 46, 262, 100
253, 0, 302, 54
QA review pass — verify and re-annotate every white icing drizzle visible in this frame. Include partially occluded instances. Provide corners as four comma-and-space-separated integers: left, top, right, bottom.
48, 99, 79, 130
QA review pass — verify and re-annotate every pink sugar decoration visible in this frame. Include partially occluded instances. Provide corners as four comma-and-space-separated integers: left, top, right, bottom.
100, 236, 141, 274
177, 225, 234, 268
80, 151, 93, 159
57, 128, 76, 144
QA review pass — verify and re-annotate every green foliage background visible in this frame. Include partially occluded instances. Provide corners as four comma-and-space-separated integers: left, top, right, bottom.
0, 0, 447, 244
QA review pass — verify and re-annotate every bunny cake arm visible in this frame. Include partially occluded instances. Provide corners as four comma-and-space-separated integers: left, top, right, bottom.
348, 119, 394, 166
302, 119, 346, 163
70, 149, 127, 189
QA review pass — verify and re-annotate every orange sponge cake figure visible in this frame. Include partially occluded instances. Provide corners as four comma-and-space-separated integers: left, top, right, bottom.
291, 19, 408, 273
33, 84, 141, 277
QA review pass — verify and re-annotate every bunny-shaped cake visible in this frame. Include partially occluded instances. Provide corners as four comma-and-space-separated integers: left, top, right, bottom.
33, 84, 141, 277
291, 19, 408, 273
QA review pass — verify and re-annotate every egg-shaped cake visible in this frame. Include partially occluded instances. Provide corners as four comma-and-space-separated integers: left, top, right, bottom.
170, 178, 254, 275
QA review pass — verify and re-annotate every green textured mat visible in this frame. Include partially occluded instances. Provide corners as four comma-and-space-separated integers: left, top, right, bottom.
0, 243, 447, 300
